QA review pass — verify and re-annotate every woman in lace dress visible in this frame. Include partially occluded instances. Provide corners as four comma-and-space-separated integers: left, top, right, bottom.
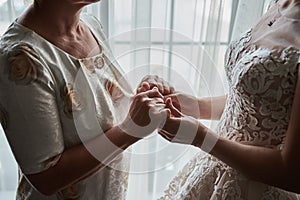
0, 0, 172, 199
159, 0, 300, 199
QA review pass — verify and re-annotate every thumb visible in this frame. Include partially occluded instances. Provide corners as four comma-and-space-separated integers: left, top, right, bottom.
146, 87, 163, 98
166, 98, 182, 117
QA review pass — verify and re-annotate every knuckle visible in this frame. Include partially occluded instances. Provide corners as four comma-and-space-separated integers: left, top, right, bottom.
134, 93, 144, 101
143, 98, 151, 104
157, 83, 163, 87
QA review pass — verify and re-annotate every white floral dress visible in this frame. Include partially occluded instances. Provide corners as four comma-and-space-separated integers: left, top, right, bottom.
159, 3, 300, 200
0, 14, 132, 200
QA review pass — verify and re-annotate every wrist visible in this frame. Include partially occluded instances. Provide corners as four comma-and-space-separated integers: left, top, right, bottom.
198, 98, 209, 119
192, 124, 206, 147
193, 125, 219, 153
118, 125, 141, 143
105, 126, 141, 151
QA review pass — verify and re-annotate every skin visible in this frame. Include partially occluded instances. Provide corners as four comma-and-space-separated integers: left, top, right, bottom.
16, 0, 173, 196
28, 87, 167, 196
159, 0, 300, 194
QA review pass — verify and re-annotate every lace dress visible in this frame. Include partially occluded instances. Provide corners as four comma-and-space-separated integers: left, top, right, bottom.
159, 19, 300, 200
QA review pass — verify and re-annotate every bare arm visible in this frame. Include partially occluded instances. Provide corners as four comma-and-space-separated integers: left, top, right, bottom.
198, 95, 227, 120
27, 88, 167, 195
205, 69, 300, 193
160, 68, 300, 193
136, 75, 227, 120
27, 126, 138, 196
207, 135, 300, 193
165, 93, 227, 120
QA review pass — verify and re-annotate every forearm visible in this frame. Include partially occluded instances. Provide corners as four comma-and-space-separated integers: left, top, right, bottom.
198, 95, 227, 120
195, 128, 300, 193
27, 126, 139, 195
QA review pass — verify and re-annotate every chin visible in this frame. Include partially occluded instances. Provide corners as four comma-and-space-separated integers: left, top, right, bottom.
72, 0, 101, 4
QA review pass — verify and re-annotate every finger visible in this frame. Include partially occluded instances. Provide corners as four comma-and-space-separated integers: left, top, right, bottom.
166, 98, 182, 117
169, 86, 175, 94
148, 107, 170, 129
158, 129, 174, 141
155, 77, 165, 94
136, 82, 151, 93
136, 86, 146, 94
148, 103, 166, 110
158, 129, 173, 137
145, 78, 157, 89
162, 84, 170, 95
142, 96, 164, 104
146, 87, 164, 99
141, 75, 153, 82
151, 97, 165, 104
150, 106, 169, 118
163, 85, 175, 95
141, 82, 151, 90
164, 94, 180, 109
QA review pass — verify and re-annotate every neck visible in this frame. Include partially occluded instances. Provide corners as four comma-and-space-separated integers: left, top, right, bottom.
21, 0, 89, 37
279, 0, 300, 20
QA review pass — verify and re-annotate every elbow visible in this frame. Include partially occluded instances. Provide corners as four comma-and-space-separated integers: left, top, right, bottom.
26, 174, 60, 196
295, 188, 300, 195
284, 181, 300, 194
30, 180, 58, 196
286, 175, 300, 194
280, 161, 300, 194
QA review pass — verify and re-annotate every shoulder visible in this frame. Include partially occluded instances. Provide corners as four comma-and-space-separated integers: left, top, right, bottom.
0, 21, 36, 53
0, 41, 54, 87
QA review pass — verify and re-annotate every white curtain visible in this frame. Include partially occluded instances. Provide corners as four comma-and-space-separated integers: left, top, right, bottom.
106, 0, 271, 199
0, 0, 272, 199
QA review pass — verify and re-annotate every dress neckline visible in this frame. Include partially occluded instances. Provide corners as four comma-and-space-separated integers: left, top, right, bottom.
12, 18, 105, 61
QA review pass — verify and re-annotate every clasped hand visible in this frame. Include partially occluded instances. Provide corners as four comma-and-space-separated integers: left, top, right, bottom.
120, 75, 205, 146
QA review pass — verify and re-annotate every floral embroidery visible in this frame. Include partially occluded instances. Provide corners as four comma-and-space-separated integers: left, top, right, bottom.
62, 84, 84, 117
7, 44, 40, 85
57, 183, 85, 200
105, 79, 125, 102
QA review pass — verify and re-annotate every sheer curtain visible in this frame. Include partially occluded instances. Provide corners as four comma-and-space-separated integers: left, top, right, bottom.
106, 0, 270, 199
0, 0, 271, 199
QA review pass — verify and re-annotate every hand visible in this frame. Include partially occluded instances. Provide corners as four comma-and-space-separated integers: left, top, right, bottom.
159, 98, 219, 152
136, 75, 175, 96
164, 93, 200, 119
119, 87, 169, 139
158, 98, 202, 145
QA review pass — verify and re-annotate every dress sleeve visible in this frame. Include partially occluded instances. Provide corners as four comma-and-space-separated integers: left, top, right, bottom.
0, 43, 64, 175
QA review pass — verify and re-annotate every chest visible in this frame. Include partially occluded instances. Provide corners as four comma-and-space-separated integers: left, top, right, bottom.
54, 36, 101, 59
